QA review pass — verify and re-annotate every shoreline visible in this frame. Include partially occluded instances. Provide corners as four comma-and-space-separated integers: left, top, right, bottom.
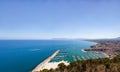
102, 52, 110, 58
84, 41, 110, 58
81, 49, 87, 52
32, 41, 111, 72
41, 60, 69, 70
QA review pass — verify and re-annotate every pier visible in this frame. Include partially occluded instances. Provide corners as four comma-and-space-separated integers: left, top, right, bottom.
32, 50, 60, 72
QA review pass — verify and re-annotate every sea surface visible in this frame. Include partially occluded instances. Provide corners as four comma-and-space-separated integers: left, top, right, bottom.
0, 40, 106, 72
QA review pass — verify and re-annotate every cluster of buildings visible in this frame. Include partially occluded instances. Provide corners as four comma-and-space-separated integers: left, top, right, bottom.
85, 40, 120, 58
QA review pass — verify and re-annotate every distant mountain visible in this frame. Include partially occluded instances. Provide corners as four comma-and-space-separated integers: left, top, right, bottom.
52, 37, 120, 40
117, 37, 120, 39
115, 37, 120, 40
84, 37, 120, 41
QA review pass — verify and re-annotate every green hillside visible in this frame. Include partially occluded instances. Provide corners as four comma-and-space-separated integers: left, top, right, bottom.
41, 55, 120, 72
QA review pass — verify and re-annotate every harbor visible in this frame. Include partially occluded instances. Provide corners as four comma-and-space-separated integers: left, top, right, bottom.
32, 45, 109, 72
50, 49, 107, 62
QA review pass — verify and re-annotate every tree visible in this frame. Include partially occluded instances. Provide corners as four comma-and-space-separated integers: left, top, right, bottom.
41, 69, 49, 72
58, 63, 66, 72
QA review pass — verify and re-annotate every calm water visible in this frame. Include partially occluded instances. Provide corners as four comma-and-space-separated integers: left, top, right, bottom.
0, 40, 105, 72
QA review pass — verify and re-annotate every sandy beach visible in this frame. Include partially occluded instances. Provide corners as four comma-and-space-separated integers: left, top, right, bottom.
41, 60, 69, 70
102, 52, 109, 58
81, 49, 87, 52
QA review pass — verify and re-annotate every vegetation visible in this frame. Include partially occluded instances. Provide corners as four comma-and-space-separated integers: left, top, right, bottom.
41, 55, 120, 72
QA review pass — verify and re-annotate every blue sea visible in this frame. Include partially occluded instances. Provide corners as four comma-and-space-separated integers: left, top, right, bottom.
0, 40, 106, 72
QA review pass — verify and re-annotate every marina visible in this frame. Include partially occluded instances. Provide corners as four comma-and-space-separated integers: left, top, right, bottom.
32, 47, 108, 72
50, 48, 107, 62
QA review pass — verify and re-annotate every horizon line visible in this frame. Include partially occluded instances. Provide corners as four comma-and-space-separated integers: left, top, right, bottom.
0, 37, 119, 40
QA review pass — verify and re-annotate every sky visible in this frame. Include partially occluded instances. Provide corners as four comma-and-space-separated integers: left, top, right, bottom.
0, 0, 120, 39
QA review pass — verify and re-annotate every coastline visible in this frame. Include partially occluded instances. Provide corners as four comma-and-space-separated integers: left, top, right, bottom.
41, 60, 69, 70
83, 41, 110, 58
102, 52, 109, 58
32, 40, 111, 72
81, 49, 87, 52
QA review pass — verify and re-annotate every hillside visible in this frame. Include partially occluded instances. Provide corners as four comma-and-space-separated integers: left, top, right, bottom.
41, 55, 120, 72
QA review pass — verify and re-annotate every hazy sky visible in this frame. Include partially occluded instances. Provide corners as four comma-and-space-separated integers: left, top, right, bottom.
0, 0, 120, 39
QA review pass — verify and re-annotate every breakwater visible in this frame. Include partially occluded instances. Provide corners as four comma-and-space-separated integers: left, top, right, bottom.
32, 50, 60, 72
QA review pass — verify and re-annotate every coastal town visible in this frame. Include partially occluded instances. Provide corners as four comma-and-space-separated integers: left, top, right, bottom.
84, 39, 120, 58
